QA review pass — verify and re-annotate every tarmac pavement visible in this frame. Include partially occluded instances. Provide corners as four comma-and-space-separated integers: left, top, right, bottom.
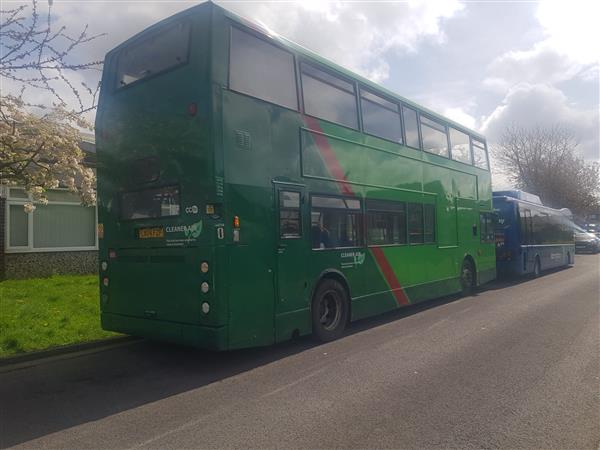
1, 255, 598, 449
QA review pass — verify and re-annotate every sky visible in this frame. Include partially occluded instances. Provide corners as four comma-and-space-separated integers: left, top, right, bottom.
3, 0, 599, 188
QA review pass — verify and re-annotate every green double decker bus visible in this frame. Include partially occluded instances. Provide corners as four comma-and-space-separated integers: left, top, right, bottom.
96, 3, 495, 350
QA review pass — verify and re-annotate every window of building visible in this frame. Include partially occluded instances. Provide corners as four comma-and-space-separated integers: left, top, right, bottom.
116, 20, 191, 89
279, 190, 301, 238
229, 27, 298, 110
360, 88, 403, 143
408, 203, 424, 244
5, 188, 97, 252
449, 127, 471, 164
301, 63, 358, 129
311, 195, 361, 249
366, 199, 407, 245
402, 106, 420, 149
472, 138, 489, 170
9, 204, 29, 247
424, 204, 436, 243
420, 115, 449, 157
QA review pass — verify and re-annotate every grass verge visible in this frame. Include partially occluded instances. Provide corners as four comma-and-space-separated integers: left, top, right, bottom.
0, 275, 118, 358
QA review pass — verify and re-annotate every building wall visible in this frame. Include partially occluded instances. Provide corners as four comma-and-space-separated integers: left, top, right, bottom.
4, 250, 98, 279
2, 186, 98, 280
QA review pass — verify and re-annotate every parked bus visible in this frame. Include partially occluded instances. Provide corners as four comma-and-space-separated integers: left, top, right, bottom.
96, 3, 496, 350
494, 190, 574, 277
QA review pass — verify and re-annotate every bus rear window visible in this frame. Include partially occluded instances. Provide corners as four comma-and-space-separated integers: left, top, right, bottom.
116, 21, 191, 89
121, 186, 180, 220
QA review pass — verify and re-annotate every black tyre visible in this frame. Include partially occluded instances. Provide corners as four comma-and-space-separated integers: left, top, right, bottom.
533, 257, 541, 278
460, 259, 476, 296
311, 279, 349, 342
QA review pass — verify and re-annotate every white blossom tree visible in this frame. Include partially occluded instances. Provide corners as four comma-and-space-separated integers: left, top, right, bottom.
0, 0, 104, 209
0, 95, 96, 211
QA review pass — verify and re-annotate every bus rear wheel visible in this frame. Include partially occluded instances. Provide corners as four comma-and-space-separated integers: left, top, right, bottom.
460, 259, 476, 296
311, 279, 349, 342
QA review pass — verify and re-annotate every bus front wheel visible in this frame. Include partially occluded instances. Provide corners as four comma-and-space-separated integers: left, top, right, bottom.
311, 279, 349, 342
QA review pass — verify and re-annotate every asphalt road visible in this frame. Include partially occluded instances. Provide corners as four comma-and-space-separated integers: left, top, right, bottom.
1, 255, 598, 449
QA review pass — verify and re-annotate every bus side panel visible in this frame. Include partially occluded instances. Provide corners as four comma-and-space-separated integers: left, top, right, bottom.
227, 245, 275, 348
225, 186, 276, 349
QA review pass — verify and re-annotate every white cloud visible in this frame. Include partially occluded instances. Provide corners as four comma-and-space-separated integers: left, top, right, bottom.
482, 83, 599, 161
4, 1, 464, 112
484, 0, 599, 88
486, 42, 585, 86
218, 0, 464, 83
536, 0, 600, 66
442, 107, 477, 130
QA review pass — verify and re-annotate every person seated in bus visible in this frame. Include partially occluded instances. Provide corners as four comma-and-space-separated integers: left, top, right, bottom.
311, 222, 332, 249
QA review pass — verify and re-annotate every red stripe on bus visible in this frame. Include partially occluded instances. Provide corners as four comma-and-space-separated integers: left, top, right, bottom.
304, 116, 354, 196
370, 246, 410, 306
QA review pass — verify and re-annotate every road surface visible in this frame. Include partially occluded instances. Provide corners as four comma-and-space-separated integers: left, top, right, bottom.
1, 255, 598, 449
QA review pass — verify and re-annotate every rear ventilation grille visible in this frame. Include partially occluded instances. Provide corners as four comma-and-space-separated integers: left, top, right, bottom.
235, 130, 251, 150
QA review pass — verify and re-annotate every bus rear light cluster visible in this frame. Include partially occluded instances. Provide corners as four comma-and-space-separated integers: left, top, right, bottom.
102, 277, 109, 287
201, 282, 210, 293
200, 261, 209, 273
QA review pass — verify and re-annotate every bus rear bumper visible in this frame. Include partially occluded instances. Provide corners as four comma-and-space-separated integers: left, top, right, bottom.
101, 312, 228, 351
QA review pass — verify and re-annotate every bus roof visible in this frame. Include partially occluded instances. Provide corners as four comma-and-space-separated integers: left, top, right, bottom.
106, 1, 487, 142
493, 194, 571, 215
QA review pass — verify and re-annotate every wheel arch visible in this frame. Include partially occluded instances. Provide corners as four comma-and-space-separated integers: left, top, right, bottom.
462, 253, 478, 285
310, 269, 352, 320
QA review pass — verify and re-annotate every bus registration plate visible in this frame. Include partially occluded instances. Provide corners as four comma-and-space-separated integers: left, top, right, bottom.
138, 227, 164, 239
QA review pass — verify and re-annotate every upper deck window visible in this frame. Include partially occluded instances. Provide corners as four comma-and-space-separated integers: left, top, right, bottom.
116, 20, 191, 89
472, 138, 489, 170
449, 127, 472, 164
301, 63, 358, 129
420, 115, 449, 158
230, 27, 298, 110
402, 106, 420, 149
360, 88, 403, 143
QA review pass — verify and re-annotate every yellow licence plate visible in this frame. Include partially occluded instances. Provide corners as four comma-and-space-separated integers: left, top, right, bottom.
138, 227, 164, 239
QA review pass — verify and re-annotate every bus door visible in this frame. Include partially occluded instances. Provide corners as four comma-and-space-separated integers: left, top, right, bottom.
520, 208, 533, 271
274, 184, 309, 341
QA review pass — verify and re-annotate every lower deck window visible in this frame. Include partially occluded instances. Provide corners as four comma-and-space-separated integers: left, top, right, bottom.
424, 204, 435, 243
366, 200, 407, 245
408, 203, 424, 244
279, 191, 301, 238
120, 186, 180, 220
480, 212, 495, 243
311, 196, 361, 249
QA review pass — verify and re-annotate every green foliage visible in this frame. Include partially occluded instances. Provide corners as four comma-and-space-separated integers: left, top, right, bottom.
0, 275, 118, 357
